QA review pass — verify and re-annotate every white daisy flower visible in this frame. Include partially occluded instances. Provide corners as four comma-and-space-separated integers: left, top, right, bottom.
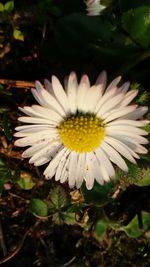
85, 0, 106, 16
14, 71, 149, 190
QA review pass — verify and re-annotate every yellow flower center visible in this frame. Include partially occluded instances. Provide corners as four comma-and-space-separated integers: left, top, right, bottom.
58, 113, 106, 153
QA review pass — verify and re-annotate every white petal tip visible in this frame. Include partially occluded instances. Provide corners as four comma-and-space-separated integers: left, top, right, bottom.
14, 140, 23, 147
86, 185, 93, 190
69, 184, 75, 189
80, 74, 89, 84
13, 132, 18, 137
29, 159, 34, 164
70, 71, 77, 77
85, 182, 94, 190
143, 120, 150, 125
124, 167, 128, 173
45, 175, 50, 180
35, 80, 44, 90
52, 75, 58, 83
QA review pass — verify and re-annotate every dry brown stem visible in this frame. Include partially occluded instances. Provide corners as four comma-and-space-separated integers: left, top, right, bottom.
0, 79, 34, 89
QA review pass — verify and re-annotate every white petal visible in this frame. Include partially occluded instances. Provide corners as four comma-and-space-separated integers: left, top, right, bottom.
14, 125, 54, 135
76, 153, 86, 189
91, 152, 104, 185
19, 105, 63, 123
107, 119, 149, 128
105, 76, 121, 92
66, 72, 78, 113
14, 131, 32, 138
100, 165, 110, 182
14, 128, 56, 137
64, 75, 69, 92
97, 93, 124, 117
101, 142, 128, 172
104, 134, 140, 157
55, 149, 71, 181
106, 125, 148, 136
120, 90, 138, 107
134, 145, 148, 154
22, 141, 49, 158
77, 75, 90, 112
52, 75, 70, 113
15, 124, 52, 131
35, 145, 58, 166
68, 151, 78, 188
94, 148, 115, 177
122, 106, 148, 120
31, 105, 63, 123
15, 131, 57, 147
82, 84, 103, 113
106, 129, 148, 144
104, 136, 136, 164
118, 82, 130, 94
35, 81, 66, 116
103, 105, 137, 123
18, 116, 57, 125
95, 152, 110, 182
29, 142, 60, 164
95, 87, 117, 113
60, 169, 68, 184
95, 174, 105, 185
34, 157, 50, 166
31, 88, 48, 108
44, 146, 67, 179
96, 70, 107, 88
106, 136, 139, 160
60, 155, 70, 183
84, 153, 95, 190
44, 79, 54, 95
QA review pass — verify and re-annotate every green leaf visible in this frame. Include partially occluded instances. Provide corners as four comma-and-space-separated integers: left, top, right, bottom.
4, 1, 14, 12
63, 211, 76, 225
0, 84, 12, 96
119, 0, 150, 12
95, 219, 108, 237
47, 186, 76, 225
143, 125, 150, 133
52, 210, 76, 225
30, 198, 48, 217
2, 112, 13, 141
52, 212, 64, 225
55, 14, 115, 58
17, 172, 35, 190
0, 3, 4, 12
48, 186, 69, 210
0, 158, 11, 193
137, 91, 149, 105
13, 29, 24, 41
0, 179, 5, 194
55, 13, 139, 71
116, 162, 142, 184
120, 212, 150, 238
135, 168, 150, 187
122, 6, 150, 48
81, 181, 113, 207
55, 0, 85, 15
0, 159, 20, 193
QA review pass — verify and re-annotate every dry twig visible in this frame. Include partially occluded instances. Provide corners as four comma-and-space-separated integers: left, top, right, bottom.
0, 79, 34, 89
0, 221, 7, 257
0, 220, 41, 264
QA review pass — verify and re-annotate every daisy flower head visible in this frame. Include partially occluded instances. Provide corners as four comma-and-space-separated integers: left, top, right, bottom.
85, 0, 106, 16
14, 71, 149, 190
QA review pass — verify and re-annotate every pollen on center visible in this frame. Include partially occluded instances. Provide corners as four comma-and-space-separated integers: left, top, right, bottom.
57, 113, 106, 153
